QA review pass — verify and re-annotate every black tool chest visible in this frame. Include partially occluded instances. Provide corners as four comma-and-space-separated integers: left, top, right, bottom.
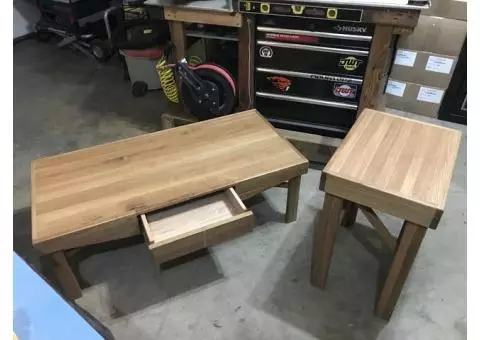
240, 3, 374, 137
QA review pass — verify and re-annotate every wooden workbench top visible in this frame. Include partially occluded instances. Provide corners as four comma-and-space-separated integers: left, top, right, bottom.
31, 110, 308, 252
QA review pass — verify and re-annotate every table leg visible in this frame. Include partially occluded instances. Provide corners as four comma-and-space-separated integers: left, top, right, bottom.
342, 201, 358, 228
285, 176, 301, 223
310, 193, 344, 289
375, 221, 426, 320
51, 251, 82, 300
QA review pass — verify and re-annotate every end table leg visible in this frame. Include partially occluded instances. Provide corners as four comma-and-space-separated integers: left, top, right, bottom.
342, 201, 358, 228
285, 176, 301, 223
51, 251, 82, 300
375, 221, 426, 320
311, 194, 344, 289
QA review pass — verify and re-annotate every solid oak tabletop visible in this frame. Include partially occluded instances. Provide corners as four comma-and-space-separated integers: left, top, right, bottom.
31, 110, 308, 251
324, 109, 461, 213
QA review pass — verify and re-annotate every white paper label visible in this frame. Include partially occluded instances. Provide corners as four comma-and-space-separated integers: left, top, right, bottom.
417, 87, 444, 104
394, 49, 417, 67
425, 56, 454, 74
386, 80, 407, 97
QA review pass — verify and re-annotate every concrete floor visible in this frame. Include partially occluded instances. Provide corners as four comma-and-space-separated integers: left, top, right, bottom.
14, 39, 467, 339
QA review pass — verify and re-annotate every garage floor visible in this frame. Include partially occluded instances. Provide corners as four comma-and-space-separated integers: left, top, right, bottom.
14, 40, 467, 340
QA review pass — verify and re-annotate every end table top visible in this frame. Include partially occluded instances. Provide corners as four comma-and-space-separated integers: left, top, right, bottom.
324, 109, 461, 223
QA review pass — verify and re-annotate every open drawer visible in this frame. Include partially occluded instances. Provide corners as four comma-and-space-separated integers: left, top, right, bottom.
140, 188, 254, 264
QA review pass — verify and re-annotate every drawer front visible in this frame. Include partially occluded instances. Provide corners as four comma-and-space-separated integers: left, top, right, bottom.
148, 232, 205, 264
256, 67, 362, 103
204, 212, 254, 246
256, 41, 369, 77
140, 188, 254, 264
256, 94, 356, 136
257, 26, 372, 50
257, 15, 374, 37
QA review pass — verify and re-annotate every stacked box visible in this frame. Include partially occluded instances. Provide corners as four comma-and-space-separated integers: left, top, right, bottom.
385, 1, 467, 118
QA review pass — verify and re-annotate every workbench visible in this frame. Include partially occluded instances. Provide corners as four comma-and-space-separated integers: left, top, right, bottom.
147, 0, 427, 138
31, 110, 308, 299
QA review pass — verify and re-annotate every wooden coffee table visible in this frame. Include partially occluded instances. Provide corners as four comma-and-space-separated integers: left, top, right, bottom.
31, 110, 309, 299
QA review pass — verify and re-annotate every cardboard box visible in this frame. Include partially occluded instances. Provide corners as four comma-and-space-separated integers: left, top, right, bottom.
398, 15, 467, 56
390, 49, 457, 88
422, 0, 467, 21
385, 79, 445, 118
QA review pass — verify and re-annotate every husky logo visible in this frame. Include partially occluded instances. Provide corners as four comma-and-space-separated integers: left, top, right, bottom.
338, 56, 363, 71
333, 25, 367, 33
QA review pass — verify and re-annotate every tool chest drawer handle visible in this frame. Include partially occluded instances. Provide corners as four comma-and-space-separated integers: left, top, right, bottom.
257, 26, 372, 42
256, 91, 358, 110
267, 117, 350, 135
256, 67, 363, 85
257, 40, 369, 56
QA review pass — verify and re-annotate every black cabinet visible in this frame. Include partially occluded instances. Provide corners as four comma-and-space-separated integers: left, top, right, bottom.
438, 38, 466, 125
254, 14, 372, 137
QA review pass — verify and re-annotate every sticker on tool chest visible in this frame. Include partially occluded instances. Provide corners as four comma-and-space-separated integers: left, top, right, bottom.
265, 33, 319, 44
333, 83, 357, 98
259, 46, 274, 58
338, 56, 363, 71
267, 76, 292, 92
332, 25, 367, 34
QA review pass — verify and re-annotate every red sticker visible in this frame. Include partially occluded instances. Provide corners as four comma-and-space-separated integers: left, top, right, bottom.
268, 76, 292, 92
265, 33, 318, 44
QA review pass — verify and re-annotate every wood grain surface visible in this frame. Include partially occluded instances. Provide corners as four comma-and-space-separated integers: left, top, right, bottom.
31, 110, 308, 253
164, 8, 242, 27
357, 25, 393, 115
143, 189, 246, 246
362, 9, 420, 27
238, 15, 255, 111
324, 109, 461, 228
310, 193, 344, 289
375, 221, 426, 320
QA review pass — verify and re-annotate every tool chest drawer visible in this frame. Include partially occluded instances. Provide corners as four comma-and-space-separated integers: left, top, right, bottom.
257, 26, 371, 50
256, 41, 369, 77
256, 92, 357, 137
257, 15, 374, 37
256, 67, 362, 103
140, 188, 254, 264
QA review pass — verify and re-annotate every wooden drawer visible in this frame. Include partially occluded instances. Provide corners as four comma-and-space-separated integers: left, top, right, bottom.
140, 188, 254, 263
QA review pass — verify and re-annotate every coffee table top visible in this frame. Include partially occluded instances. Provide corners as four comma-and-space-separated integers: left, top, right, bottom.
323, 109, 461, 226
31, 110, 308, 251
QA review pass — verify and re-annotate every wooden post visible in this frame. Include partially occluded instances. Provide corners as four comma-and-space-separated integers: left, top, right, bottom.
310, 193, 344, 289
170, 21, 186, 61
51, 252, 82, 300
375, 221, 426, 320
285, 176, 301, 223
237, 15, 255, 111
357, 25, 393, 115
